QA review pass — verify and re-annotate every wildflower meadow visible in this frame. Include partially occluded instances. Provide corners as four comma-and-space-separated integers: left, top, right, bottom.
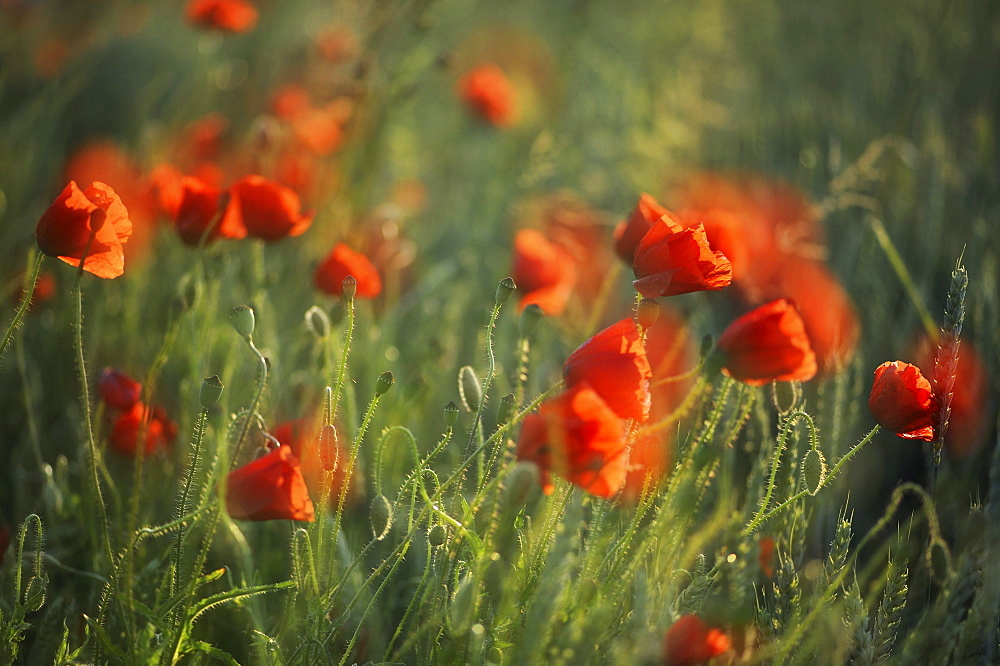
1, 1, 998, 664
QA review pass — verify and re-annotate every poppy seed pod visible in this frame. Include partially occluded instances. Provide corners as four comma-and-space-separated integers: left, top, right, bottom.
200, 375, 225, 409
495, 276, 516, 306
341, 275, 358, 300
518, 303, 544, 339
444, 401, 460, 428
230, 304, 255, 338
375, 371, 395, 396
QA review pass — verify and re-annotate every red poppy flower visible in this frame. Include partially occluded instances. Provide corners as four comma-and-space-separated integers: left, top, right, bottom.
613, 193, 669, 263
716, 299, 817, 386
185, 0, 258, 33
677, 208, 750, 285
510, 228, 578, 315
868, 361, 937, 441
563, 318, 652, 422
273, 418, 360, 508
170, 175, 241, 245
619, 433, 670, 503
98, 367, 142, 411
516, 383, 628, 499
226, 445, 315, 522
63, 141, 157, 266
222, 175, 313, 242
912, 337, 987, 456
315, 243, 383, 298
36, 181, 132, 279
457, 64, 516, 127
290, 104, 345, 156
632, 216, 732, 299
663, 614, 731, 665
108, 402, 178, 457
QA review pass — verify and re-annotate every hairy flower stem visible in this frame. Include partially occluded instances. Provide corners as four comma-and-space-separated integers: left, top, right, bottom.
230, 337, 269, 470
0, 251, 43, 367
464, 300, 503, 493
330, 295, 355, 418
746, 411, 818, 533
171, 408, 209, 600
743, 425, 880, 535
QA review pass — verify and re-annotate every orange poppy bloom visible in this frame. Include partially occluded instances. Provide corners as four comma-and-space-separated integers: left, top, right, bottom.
223, 175, 313, 242
868, 361, 937, 441
98, 367, 142, 411
515, 383, 628, 499
172, 175, 245, 246
562, 318, 652, 422
663, 614, 731, 665
108, 403, 178, 457
613, 193, 669, 263
510, 228, 578, 315
315, 243, 383, 298
632, 216, 732, 299
677, 208, 750, 284
226, 445, 315, 521
185, 0, 258, 33
912, 337, 987, 456
457, 64, 516, 127
717, 299, 817, 386
36, 181, 132, 279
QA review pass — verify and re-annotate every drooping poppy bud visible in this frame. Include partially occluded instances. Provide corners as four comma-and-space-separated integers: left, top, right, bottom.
457, 64, 516, 127
185, 0, 258, 33
226, 445, 315, 521
716, 299, 817, 386
98, 367, 142, 411
515, 383, 628, 499
613, 193, 669, 263
314, 243, 382, 299
36, 181, 132, 279
663, 614, 730, 665
868, 361, 937, 441
632, 216, 732, 299
562, 317, 652, 422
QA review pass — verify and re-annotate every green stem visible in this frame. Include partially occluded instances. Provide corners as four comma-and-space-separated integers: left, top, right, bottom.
230, 338, 268, 470
0, 251, 43, 367
330, 296, 355, 417
869, 217, 938, 342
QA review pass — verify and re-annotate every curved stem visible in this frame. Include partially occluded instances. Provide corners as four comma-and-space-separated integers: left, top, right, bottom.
230, 338, 268, 470
330, 296, 355, 418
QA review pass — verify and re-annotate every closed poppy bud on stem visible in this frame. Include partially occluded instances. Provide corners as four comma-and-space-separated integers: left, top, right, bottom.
318, 424, 339, 471
230, 304, 255, 339
200, 375, 224, 409
496, 392, 516, 426
868, 361, 937, 440
304, 305, 331, 339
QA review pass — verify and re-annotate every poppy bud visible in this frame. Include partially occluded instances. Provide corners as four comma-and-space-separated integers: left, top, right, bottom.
799, 448, 826, 496
495, 277, 516, 306
459, 366, 481, 412
341, 275, 357, 300
375, 371, 394, 396
518, 303, 543, 339
230, 304, 255, 339
200, 375, 225, 409
496, 393, 516, 427
503, 462, 538, 509
318, 424, 339, 471
370, 494, 392, 540
444, 401, 460, 427
448, 573, 478, 636
637, 298, 660, 330
22, 574, 47, 613
304, 305, 331, 339
427, 524, 448, 548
